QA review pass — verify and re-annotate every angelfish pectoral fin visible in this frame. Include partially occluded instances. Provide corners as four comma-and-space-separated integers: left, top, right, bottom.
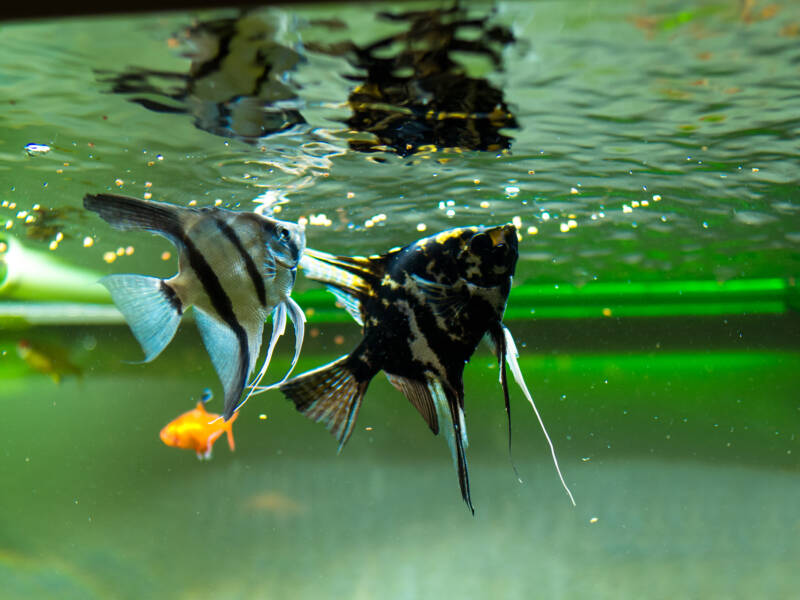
279, 355, 368, 452
194, 307, 251, 422
502, 324, 576, 506
100, 274, 182, 363
428, 377, 473, 515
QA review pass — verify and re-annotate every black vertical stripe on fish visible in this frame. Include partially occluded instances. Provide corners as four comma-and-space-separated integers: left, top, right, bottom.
85, 193, 251, 397
160, 280, 184, 315
212, 216, 267, 306
180, 232, 250, 420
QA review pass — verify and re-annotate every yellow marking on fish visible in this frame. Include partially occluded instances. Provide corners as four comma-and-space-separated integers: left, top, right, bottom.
434, 229, 465, 245
381, 274, 400, 290
488, 227, 508, 246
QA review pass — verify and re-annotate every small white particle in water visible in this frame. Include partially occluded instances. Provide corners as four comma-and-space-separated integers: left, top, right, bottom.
55, 232, 64, 242
568, 219, 577, 229
623, 204, 633, 213
505, 186, 520, 197
541, 212, 550, 221
570, 187, 579, 195
445, 209, 455, 218
446, 199, 455, 207
416, 223, 427, 232
512, 215, 522, 229
16, 211, 27, 219
527, 226, 538, 235
702, 221, 709, 228
25, 143, 51, 156
590, 517, 599, 524
49, 240, 58, 250
652, 194, 661, 202
157, 154, 164, 161
752, 167, 759, 172
473, 178, 481, 185
559, 222, 570, 233
631, 201, 640, 208
581, 457, 591, 462
5, 220, 13, 230
480, 201, 490, 209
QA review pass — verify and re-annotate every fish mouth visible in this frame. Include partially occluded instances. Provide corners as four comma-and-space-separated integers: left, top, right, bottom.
488, 223, 517, 247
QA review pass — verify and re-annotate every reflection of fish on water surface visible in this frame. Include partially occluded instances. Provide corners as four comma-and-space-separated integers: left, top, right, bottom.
16, 339, 83, 384
83, 193, 306, 420
307, 4, 518, 156
274, 224, 574, 512
97, 13, 306, 143
159, 389, 237, 460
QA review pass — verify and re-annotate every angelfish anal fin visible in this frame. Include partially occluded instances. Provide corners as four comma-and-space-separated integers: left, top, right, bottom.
385, 373, 438, 434
427, 377, 473, 514
194, 307, 251, 422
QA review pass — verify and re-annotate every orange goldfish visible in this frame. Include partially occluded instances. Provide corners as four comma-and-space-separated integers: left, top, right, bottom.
159, 390, 238, 460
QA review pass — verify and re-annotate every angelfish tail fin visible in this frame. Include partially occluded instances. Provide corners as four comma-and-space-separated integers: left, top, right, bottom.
101, 274, 182, 363
502, 324, 576, 507
279, 355, 369, 452
428, 377, 473, 515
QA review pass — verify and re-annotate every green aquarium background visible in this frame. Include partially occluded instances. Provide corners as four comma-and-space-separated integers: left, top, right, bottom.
0, 1, 798, 599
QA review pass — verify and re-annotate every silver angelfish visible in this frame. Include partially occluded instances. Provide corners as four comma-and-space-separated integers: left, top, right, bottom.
83, 193, 306, 420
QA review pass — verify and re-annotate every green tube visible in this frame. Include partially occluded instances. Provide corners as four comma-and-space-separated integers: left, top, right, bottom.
0, 233, 110, 303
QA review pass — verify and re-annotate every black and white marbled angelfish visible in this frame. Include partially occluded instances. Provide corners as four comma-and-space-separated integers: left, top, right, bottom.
279, 224, 574, 512
84, 193, 306, 420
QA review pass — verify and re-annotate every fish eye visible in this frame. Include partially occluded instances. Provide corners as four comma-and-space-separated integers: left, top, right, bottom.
279, 227, 291, 242
469, 232, 491, 254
